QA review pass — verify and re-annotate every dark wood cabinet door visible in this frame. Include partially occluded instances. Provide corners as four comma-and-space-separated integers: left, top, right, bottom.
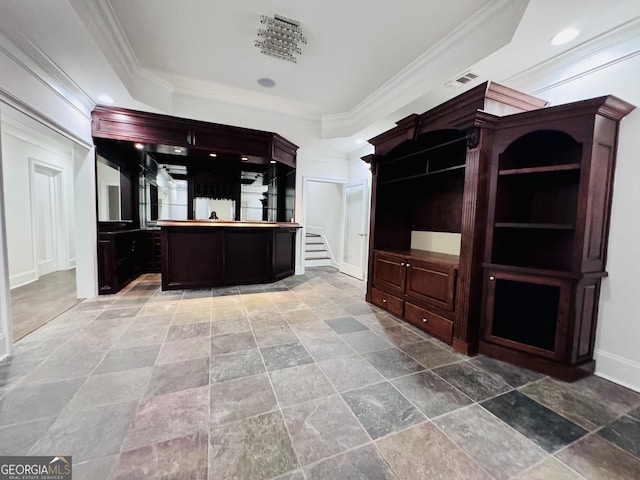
482, 269, 571, 360
372, 251, 407, 296
405, 258, 456, 311
162, 228, 222, 289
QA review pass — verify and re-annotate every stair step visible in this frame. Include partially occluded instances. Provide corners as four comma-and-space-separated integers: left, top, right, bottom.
305, 233, 321, 237
305, 258, 332, 267
305, 251, 329, 259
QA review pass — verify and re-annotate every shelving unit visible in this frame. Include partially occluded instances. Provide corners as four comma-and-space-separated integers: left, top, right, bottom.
480, 96, 634, 380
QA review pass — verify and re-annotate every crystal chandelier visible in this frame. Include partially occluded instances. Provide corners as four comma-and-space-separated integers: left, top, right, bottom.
255, 14, 307, 63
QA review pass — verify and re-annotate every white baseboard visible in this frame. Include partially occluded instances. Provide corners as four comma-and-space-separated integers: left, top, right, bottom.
68, 258, 76, 269
9, 269, 38, 289
594, 349, 640, 393
295, 265, 304, 275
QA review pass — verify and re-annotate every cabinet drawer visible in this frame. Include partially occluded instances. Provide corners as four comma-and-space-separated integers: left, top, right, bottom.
372, 288, 404, 317
404, 302, 453, 344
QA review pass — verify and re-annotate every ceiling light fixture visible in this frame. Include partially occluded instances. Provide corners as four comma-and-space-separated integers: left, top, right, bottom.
209, 153, 217, 157
551, 27, 580, 45
174, 148, 183, 153
255, 14, 307, 63
134, 143, 144, 150
241, 156, 249, 161
270, 160, 276, 164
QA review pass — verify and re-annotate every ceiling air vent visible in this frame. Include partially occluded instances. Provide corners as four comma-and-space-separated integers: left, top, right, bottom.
445, 71, 479, 89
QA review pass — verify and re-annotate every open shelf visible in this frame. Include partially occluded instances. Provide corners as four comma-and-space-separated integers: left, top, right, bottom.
499, 163, 581, 176
494, 222, 574, 230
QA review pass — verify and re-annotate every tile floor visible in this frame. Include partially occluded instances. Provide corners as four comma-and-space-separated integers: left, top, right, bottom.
0, 267, 639, 479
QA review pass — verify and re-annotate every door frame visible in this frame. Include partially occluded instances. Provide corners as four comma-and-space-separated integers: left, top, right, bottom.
29, 158, 68, 279
299, 175, 347, 275
339, 178, 370, 279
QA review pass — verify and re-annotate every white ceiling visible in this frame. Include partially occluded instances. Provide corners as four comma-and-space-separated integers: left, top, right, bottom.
1, 0, 640, 153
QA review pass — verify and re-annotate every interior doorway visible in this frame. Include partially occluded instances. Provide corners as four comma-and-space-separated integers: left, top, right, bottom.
31, 163, 64, 277
339, 179, 369, 279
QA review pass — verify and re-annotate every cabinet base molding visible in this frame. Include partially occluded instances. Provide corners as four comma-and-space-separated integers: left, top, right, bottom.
479, 341, 595, 381
453, 338, 477, 356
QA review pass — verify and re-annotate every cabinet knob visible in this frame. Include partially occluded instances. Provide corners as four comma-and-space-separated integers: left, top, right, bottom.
400, 262, 405, 266
422, 318, 428, 323
406, 263, 411, 268
382, 299, 387, 303
489, 276, 495, 281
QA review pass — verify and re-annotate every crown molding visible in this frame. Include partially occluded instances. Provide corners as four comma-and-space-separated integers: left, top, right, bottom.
505, 16, 640, 97
320, 0, 529, 139
0, 28, 93, 118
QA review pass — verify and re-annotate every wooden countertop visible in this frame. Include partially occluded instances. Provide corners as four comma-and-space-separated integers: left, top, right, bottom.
157, 220, 302, 228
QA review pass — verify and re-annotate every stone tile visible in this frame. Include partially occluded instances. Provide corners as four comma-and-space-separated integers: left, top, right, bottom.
209, 411, 298, 480
568, 374, 640, 414
210, 373, 277, 426
342, 381, 425, 440
67, 367, 151, 410
299, 331, 354, 362
254, 325, 298, 347
172, 309, 211, 325
362, 347, 425, 379
95, 344, 160, 374
520, 378, 620, 431
113, 324, 170, 348
470, 356, 544, 388
598, 415, 640, 457
123, 386, 209, 451
211, 331, 257, 355
212, 286, 240, 297
0, 417, 55, 455
0, 378, 84, 426
113, 432, 208, 480
283, 308, 320, 324
371, 325, 424, 347
210, 349, 265, 383
177, 298, 211, 312
433, 361, 511, 402
182, 288, 212, 299
248, 312, 288, 330
270, 363, 335, 407
128, 313, 174, 329
312, 306, 349, 321
96, 306, 142, 320
304, 444, 395, 480
340, 330, 391, 354
22, 350, 105, 384
165, 321, 210, 341
376, 422, 491, 480
325, 316, 368, 334
212, 306, 247, 321
0, 357, 43, 388
481, 391, 587, 453
513, 458, 583, 479
434, 405, 547, 479
145, 358, 210, 397
357, 312, 400, 329
343, 303, 379, 316
283, 395, 369, 465
391, 370, 473, 418
261, 342, 314, 371
30, 401, 137, 462
629, 405, 640, 421
73, 455, 118, 480
557, 434, 640, 480
209, 317, 251, 336
156, 336, 210, 364
318, 355, 385, 392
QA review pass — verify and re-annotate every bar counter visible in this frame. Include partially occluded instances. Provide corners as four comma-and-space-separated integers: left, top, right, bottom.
157, 220, 301, 290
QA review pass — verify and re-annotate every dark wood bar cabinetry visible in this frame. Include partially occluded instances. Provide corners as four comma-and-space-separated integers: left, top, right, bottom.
92, 107, 299, 294
159, 221, 300, 290
364, 82, 633, 379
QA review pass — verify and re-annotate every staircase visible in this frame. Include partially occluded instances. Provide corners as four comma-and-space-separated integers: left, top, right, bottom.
304, 233, 332, 267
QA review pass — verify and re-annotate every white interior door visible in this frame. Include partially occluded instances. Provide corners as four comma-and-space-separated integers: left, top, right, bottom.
33, 168, 58, 277
339, 180, 368, 279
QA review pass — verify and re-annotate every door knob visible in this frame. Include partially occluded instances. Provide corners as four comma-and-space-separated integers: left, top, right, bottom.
422, 318, 428, 323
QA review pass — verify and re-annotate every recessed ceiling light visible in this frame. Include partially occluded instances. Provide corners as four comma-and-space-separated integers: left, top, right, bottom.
241, 156, 249, 161
134, 143, 144, 150
257, 78, 276, 88
209, 153, 217, 157
270, 160, 276, 164
551, 28, 579, 46
97, 94, 114, 104
174, 148, 183, 153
